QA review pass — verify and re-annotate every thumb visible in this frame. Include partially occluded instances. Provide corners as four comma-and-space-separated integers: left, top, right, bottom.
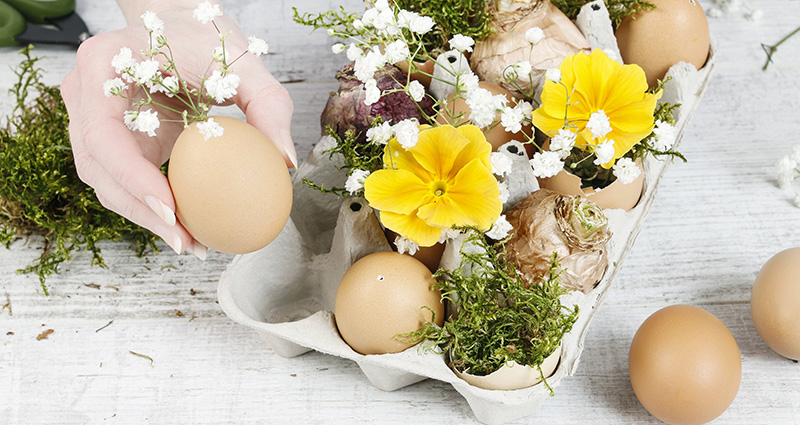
233, 56, 298, 169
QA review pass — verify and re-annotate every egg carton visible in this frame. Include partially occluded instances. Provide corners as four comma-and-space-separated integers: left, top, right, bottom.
217, 3, 717, 424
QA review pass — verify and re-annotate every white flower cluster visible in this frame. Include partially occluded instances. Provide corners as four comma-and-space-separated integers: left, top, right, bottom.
530, 150, 564, 178
345, 169, 371, 194
365, 119, 420, 149
503, 60, 532, 82
612, 157, 641, 184
104, 3, 272, 139
464, 87, 507, 128
485, 215, 513, 240
652, 120, 676, 152
587, 110, 612, 139
500, 100, 532, 134
776, 145, 800, 207
393, 235, 420, 255
549, 128, 576, 159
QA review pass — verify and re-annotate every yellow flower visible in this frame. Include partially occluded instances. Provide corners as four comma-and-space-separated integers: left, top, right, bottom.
532, 49, 662, 168
364, 125, 502, 247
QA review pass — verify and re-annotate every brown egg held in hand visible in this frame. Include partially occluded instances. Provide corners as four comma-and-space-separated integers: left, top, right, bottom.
435, 81, 530, 151
334, 251, 444, 355
168, 116, 292, 255
629, 305, 741, 425
751, 247, 800, 360
615, 0, 710, 87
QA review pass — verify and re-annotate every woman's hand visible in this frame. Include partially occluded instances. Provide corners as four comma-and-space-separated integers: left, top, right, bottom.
61, 0, 297, 258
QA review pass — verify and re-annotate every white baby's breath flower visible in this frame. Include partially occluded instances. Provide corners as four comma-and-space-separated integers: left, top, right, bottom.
132, 59, 161, 84
103, 78, 127, 97
396, 10, 417, 28
354, 48, 386, 82
353, 19, 365, 30
331, 43, 346, 54
407, 80, 425, 102
455, 71, 480, 94
393, 119, 420, 149
778, 171, 794, 191
550, 128, 576, 158
196, 118, 224, 141
652, 120, 676, 151
524, 27, 545, 45
375, 9, 399, 35
498, 181, 510, 203
587, 110, 612, 139
546, 68, 562, 84
193, 1, 222, 24
374, 0, 390, 11
612, 157, 641, 184
384, 39, 410, 63
141, 11, 164, 35
345, 169, 370, 194
438, 227, 463, 244
363, 78, 381, 106
408, 15, 434, 35
346, 43, 363, 61
465, 87, 506, 128
516, 100, 533, 116
504, 60, 532, 81
530, 150, 564, 178
158, 75, 180, 97
490, 152, 513, 177
362, 7, 379, 26
204, 70, 240, 103
212, 46, 230, 63
366, 121, 393, 145
791, 145, 800, 163
247, 36, 269, 56
124, 109, 160, 137
593, 139, 616, 165
112, 47, 136, 75
500, 105, 524, 134
776, 155, 797, 173
394, 236, 419, 255
486, 215, 513, 240
449, 34, 475, 53
326, 28, 336, 36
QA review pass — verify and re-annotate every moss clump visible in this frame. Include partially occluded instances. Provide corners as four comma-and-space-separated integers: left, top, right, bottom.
0, 46, 159, 294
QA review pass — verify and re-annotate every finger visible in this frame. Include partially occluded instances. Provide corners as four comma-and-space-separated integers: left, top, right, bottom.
232, 55, 298, 169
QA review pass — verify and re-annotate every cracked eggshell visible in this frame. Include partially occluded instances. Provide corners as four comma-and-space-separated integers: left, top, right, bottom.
615, 0, 710, 88
334, 251, 444, 355
454, 346, 562, 391
168, 116, 292, 254
538, 163, 644, 211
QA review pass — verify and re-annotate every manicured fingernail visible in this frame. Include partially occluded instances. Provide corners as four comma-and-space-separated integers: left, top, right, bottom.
166, 233, 182, 255
281, 129, 299, 169
144, 195, 176, 226
190, 240, 207, 261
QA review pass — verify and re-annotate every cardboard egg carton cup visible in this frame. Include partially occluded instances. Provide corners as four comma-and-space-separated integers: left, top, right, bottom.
218, 2, 717, 424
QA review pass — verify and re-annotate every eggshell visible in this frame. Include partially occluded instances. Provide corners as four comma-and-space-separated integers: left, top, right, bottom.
334, 251, 444, 355
168, 116, 292, 254
538, 164, 644, 211
615, 0, 710, 87
454, 346, 562, 391
751, 247, 800, 360
435, 81, 531, 151
629, 305, 741, 425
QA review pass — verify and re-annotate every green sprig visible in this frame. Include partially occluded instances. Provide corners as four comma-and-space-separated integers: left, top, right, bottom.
401, 229, 579, 393
0, 46, 159, 294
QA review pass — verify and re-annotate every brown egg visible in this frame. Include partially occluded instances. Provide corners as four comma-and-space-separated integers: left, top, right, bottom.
615, 0, 710, 87
334, 251, 444, 355
168, 116, 292, 254
629, 305, 741, 425
435, 81, 530, 151
751, 247, 800, 360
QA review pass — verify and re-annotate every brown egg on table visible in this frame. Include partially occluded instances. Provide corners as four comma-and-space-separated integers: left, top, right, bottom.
435, 81, 531, 151
334, 251, 444, 355
629, 305, 741, 425
751, 247, 800, 360
615, 0, 710, 87
168, 116, 292, 255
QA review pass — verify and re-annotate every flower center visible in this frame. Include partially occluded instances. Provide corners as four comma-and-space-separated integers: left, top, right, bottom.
432, 181, 447, 197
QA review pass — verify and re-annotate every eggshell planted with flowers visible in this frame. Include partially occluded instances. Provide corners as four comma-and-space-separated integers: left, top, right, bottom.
751, 247, 800, 360
334, 251, 444, 355
537, 163, 644, 211
435, 81, 530, 151
384, 228, 445, 273
629, 305, 741, 425
615, 0, 710, 88
168, 116, 292, 255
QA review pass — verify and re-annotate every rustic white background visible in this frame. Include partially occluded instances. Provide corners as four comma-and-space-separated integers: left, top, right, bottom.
1, 0, 799, 424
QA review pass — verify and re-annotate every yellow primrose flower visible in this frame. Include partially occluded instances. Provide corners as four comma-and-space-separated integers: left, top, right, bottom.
364, 125, 502, 247
532, 49, 662, 168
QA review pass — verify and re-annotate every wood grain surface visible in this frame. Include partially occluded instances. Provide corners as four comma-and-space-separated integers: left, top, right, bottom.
1, 1, 799, 424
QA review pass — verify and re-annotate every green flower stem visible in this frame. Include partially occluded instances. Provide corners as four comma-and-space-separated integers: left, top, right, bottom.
762, 25, 800, 71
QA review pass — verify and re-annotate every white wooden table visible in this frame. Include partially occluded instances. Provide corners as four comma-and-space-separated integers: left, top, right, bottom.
1, 1, 799, 424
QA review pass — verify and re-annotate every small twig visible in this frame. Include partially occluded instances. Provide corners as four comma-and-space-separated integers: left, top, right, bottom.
95, 320, 114, 333
129, 350, 154, 367
1, 293, 11, 316
762, 25, 800, 71
36, 329, 54, 340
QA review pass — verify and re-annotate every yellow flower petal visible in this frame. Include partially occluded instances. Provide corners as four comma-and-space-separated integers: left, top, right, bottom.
378, 210, 442, 247
408, 125, 469, 179
417, 159, 501, 229
452, 124, 492, 175
364, 169, 432, 215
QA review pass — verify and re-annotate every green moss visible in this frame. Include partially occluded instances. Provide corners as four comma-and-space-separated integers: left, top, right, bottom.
0, 46, 159, 294
551, 0, 656, 28
392, 0, 493, 55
